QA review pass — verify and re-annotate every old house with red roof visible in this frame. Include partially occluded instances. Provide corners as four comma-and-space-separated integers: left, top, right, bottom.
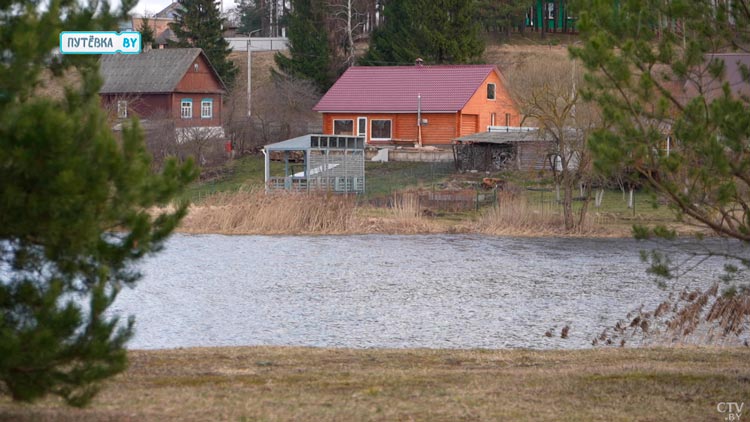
313, 63, 521, 146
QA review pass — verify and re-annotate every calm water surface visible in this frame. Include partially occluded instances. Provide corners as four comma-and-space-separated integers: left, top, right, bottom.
111, 234, 735, 350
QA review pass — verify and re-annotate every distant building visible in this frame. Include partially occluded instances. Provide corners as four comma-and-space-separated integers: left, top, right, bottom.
132, 2, 182, 49
314, 63, 521, 147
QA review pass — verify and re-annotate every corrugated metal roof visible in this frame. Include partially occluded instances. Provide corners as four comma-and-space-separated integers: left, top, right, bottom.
264, 135, 312, 151
313, 65, 498, 113
100, 48, 225, 94
455, 128, 581, 144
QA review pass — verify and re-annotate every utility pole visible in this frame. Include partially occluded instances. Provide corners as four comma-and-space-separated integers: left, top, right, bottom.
246, 29, 262, 117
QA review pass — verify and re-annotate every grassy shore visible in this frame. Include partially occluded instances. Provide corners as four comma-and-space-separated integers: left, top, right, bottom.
1, 346, 748, 421
172, 156, 705, 237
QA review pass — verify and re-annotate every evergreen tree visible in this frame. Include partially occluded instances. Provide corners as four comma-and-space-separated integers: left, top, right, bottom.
0, 0, 197, 407
237, 0, 266, 35
361, 0, 484, 65
170, 0, 238, 87
477, 0, 529, 38
274, 0, 330, 91
138, 17, 156, 50
571, 0, 750, 341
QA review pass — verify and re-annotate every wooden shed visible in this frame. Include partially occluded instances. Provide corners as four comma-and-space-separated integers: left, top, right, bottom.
313, 64, 521, 146
454, 127, 555, 172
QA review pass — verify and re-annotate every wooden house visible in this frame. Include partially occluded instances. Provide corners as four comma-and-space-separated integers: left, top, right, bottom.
313, 64, 521, 146
99, 48, 226, 136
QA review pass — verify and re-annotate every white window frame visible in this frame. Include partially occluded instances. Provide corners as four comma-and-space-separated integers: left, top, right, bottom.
201, 98, 213, 119
333, 119, 354, 135
370, 119, 392, 141
181, 99, 193, 119
357, 117, 367, 139
490, 112, 496, 126
117, 100, 128, 119
487, 83, 496, 100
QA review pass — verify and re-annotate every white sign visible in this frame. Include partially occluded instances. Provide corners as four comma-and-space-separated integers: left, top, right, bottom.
59, 32, 141, 55
718, 402, 745, 421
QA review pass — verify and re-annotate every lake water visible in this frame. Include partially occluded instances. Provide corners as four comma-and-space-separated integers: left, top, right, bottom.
111, 234, 738, 350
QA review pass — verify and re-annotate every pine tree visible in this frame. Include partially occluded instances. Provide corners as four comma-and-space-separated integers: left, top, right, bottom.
571, 0, 750, 341
0, 0, 197, 407
274, 0, 330, 91
359, 0, 420, 65
169, 0, 238, 87
361, 0, 484, 65
477, 0, 529, 38
238, 0, 266, 35
138, 17, 156, 50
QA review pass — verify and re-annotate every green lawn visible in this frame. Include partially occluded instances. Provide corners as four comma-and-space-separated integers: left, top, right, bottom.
180, 156, 276, 202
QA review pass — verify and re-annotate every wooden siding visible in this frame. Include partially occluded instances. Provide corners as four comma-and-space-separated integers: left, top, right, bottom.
174, 54, 225, 93
101, 93, 171, 120
420, 113, 458, 145
323, 112, 458, 145
461, 70, 521, 133
171, 93, 223, 128
460, 114, 478, 136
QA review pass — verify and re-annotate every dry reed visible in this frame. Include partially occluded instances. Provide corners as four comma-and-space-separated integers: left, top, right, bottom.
179, 189, 358, 235
173, 190, 626, 237
472, 193, 603, 237
363, 192, 445, 234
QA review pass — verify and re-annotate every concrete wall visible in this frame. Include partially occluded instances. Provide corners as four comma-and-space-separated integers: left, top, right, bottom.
227, 37, 289, 52
365, 148, 454, 163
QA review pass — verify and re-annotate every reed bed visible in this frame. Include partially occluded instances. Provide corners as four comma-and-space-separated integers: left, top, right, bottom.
179, 190, 358, 235
472, 193, 610, 237
360, 193, 447, 234
179, 190, 453, 235
174, 190, 633, 237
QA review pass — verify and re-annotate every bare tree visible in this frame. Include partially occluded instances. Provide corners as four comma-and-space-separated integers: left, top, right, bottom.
328, 0, 368, 68
507, 56, 601, 230
251, 76, 322, 145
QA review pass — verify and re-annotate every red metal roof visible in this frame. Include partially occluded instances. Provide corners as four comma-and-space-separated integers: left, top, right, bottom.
313, 65, 498, 113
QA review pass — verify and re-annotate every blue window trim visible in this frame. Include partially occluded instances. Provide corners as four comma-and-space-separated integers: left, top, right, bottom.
201, 98, 213, 119
181, 98, 193, 119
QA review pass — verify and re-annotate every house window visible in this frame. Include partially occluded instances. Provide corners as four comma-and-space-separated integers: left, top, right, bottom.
505, 113, 511, 126
490, 112, 496, 126
357, 117, 367, 138
181, 99, 192, 119
201, 98, 213, 119
547, 2, 555, 19
117, 100, 127, 119
333, 119, 354, 135
371, 119, 392, 140
487, 83, 496, 100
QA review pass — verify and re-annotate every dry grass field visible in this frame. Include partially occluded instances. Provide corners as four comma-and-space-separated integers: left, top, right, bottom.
176, 188, 707, 238
1, 346, 748, 421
